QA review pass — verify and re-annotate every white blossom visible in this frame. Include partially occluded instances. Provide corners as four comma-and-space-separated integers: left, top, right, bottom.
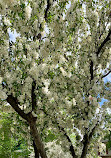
89, 95, 93, 101
72, 98, 76, 105
4, 17, 11, 26
0, 77, 3, 84
0, 90, 7, 99
25, 5, 32, 19
60, 67, 67, 76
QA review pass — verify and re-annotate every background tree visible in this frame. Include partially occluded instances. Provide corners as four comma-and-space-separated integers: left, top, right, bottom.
0, 0, 111, 158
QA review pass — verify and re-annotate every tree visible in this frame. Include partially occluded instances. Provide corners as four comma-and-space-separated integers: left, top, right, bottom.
0, 0, 111, 158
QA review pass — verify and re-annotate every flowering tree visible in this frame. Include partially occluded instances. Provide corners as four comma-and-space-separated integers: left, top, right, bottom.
0, 0, 111, 158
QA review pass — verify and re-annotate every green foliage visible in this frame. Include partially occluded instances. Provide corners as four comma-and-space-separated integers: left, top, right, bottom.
47, 12, 54, 23
0, 111, 31, 158
44, 130, 57, 143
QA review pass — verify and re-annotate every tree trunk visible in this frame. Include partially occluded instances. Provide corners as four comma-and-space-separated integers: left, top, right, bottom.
81, 144, 88, 158
28, 114, 47, 158
33, 140, 39, 158
80, 134, 89, 158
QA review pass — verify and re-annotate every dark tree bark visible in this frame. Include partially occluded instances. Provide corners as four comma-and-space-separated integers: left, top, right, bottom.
80, 133, 89, 158
33, 140, 39, 158
96, 29, 111, 56
31, 80, 36, 111
40, 108, 78, 158
28, 113, 47, 158
90, 60, 94, 81
44, 0, 51, 22
56, 122, 78, 158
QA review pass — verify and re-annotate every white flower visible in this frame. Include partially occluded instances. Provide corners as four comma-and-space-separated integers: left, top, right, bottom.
33, 19, 39, 30
75, 61, 78, 69
1, 0, 14, 6
60, 67, 67, 76
44, 79, 50, 87
29, 66, 39, 80
0, 91, 7, 99
18, 95, 25, 103
32, 111, 37, 117
42, 87, 51, 96
39, 16, 44, 23
89, 95, 93, 101
4, 17, 11, 26
42, 87, 48, 94
73, 98, 76, 105
33, 51, 39, 59
40, 63, 49, 75
25, 5, 32, 19
18, 43, 23, 50
87, 35, 91, 42
0, 77, 3, 84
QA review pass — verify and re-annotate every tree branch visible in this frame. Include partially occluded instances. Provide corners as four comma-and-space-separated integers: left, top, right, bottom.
31, 80, 36, 111
90, 60, 94, 81
102, 70, 111, 79
81, 133, 89, 158
96, 29, 111, 56
39, 108, 77, 158
57, 123, 78, 158
89, 121, 99, 141
44, 0, 51, 22
81, 121, 99, 158
7, 95, 29, 121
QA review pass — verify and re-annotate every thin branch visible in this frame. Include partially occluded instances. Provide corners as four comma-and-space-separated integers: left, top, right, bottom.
7, 95, 29, 121
39, 108, 77, 158
90, 60, 94, 81
96, 29, 111, 56
98, 18, 110, 40
101, 70, 111, 79
64, 53, 69, 61
44, 0, 51, 22
57, 123, 78, 158
31, 80, 36, 111
89, 121, 99, 141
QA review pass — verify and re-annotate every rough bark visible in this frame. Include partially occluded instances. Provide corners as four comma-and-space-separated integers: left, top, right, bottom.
80, 133, 89, 158
28, 113, 47, 158
33, 140, 39, 158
